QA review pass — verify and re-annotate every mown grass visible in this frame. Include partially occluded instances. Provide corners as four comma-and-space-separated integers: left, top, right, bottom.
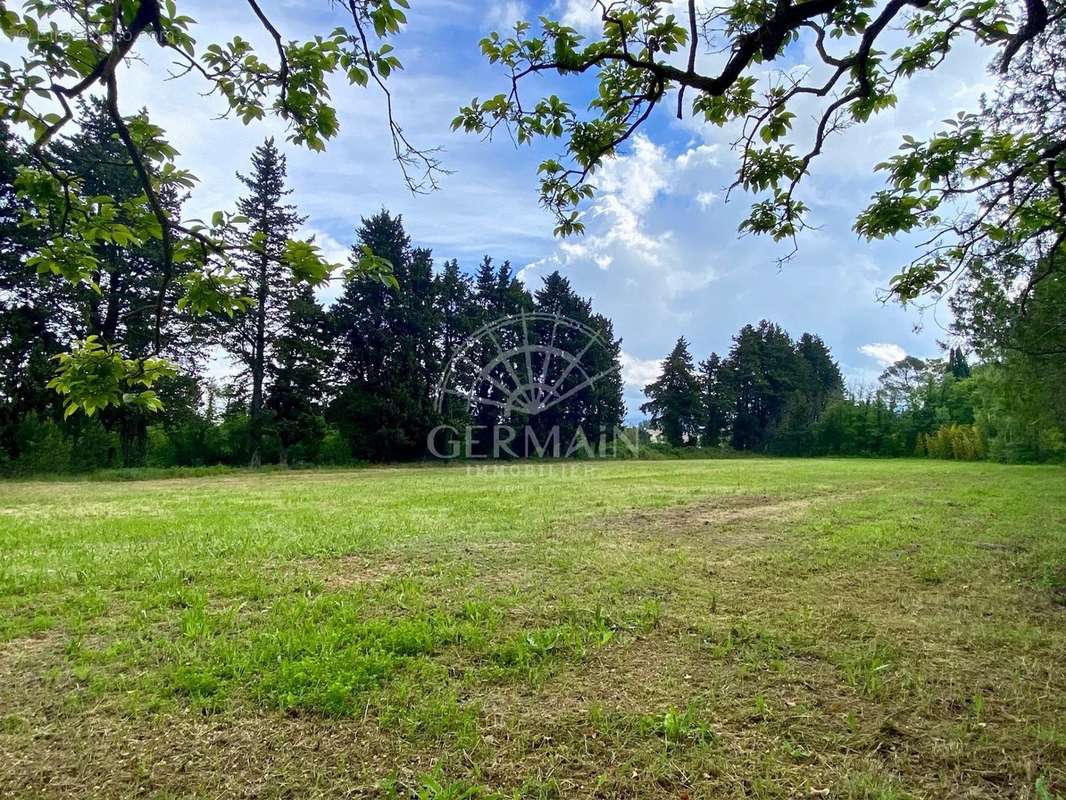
0, 459, 1064, 798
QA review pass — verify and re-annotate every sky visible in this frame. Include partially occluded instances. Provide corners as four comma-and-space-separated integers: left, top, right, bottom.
20, 0, 997, 418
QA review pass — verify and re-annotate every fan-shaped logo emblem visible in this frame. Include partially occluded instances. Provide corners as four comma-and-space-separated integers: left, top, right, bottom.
434, 312, 620, 417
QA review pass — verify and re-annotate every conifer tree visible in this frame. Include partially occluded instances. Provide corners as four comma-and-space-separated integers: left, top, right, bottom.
948, 348, 972, 380
267, 286, 331, 465
698, 353, 730, 448
528, 272, 624, 451
228, 138, 306, 467
642, 337, 701, 447
329, 212, 437, 460
433, 259, 478, 427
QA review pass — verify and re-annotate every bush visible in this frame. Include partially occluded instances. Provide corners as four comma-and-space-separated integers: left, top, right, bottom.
70, 419, 117, 471
146, 426, 178, 467
923, 424, 985, 461
13, 414, 71, 474
319, 427, 352, 465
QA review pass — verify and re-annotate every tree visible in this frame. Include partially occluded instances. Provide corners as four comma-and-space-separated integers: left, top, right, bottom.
797, 334, 845, 417
458, 1, 1065, 313
527, 271, 624, 452
948, 348, 972, 380
1, 1, 412, 417
0, 123, 54, 461
877, 356, 935, 410
226, 139, 305, 467
642, 337, 700, 447
432, 259, 479, 427
330, 212, 436, 461
697, 353, 730, 448
723, 324, 769, 451
266, 287, 331, 466
5, 102, 193, 464
465, 257, 533, 453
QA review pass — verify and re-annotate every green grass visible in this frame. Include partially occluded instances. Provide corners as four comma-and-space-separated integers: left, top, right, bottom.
0, 459, 1064, 798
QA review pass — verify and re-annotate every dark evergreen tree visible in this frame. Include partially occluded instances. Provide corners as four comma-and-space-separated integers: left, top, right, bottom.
723, 324, 768, 450
642, 337, 701, 447
697, 353, 730, 448
228, 138, 306, 467
465, 257, 533, 453
3, 103, 191, 466
432, 259, 479, 427
797, 333, 844, 417
267, 287, 332, 465
0, 124, 56, 461
524, 271, 624, 454
329, 212, 437, 461
584, 312, 626, 447
948, 347, 972, 380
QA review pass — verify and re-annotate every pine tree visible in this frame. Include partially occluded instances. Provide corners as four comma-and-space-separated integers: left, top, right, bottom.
0, 124, 56, 460
527, 272, 623, 451
723, 324, 767, 450
642, 337, 701, 447
948, 347, 972, 379
228, 138, 306, 467
7, 101, 192, 465
474, 256, 499, 316
795, 332, 844, 425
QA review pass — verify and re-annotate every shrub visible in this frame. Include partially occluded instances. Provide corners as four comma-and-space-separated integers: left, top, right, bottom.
922, 424, 986, 461
319, 426, 352, 465
69, 419, 117, 471
13, 414, 71, 474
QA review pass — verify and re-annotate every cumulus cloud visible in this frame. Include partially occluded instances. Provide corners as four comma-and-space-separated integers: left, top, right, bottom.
485, 1, 528, 30
537, 134, 727, 300
556, 0, 602, 30
859, 343, 907, 366
620, 351, 663, 391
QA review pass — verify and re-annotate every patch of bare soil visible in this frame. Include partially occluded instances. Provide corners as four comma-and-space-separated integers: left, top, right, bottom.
613, 492, 833, 540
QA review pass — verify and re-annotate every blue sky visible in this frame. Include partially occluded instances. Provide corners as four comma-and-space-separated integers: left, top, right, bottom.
104, 0, 993, 416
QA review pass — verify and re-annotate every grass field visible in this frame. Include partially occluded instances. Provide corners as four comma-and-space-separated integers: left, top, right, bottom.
1, 459, 1064, 799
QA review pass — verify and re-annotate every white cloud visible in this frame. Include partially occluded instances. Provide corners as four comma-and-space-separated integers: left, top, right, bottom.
696, 191, 718, 209
485, 1, 528, 30
556, 0, 602, 31
859, 343, 907, 366
524, 133, 725, 319
620, 352, 662, 391
675, 143, 719, 170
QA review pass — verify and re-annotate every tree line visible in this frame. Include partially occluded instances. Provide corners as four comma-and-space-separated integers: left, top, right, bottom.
641, 326, 1065, 463
2, 102, 1063, 472
0, 103, 624, 472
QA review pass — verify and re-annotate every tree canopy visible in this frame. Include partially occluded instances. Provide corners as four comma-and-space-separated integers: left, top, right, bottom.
457, 0, 1066, 321
0, 0, 415, 416
1, 0, 1065, 430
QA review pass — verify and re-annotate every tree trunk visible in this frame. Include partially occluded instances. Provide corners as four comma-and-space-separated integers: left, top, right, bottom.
249, 249, 268, 469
